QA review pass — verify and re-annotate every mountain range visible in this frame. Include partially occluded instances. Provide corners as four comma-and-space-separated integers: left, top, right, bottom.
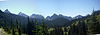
0, 9, 84, 27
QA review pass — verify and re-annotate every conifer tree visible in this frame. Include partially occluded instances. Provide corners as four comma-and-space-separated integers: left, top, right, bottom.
27, 17, 33, 35
11, 21, 15, 35
87, 10, 99, 34
16, 19, 21, 35
9, 16, 16, 35
42, 19, 48, 35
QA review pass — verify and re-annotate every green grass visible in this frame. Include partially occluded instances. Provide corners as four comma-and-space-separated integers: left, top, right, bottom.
0, 28, 27, 35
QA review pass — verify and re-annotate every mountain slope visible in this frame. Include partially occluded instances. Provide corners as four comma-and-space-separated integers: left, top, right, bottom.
45, 14, 72, 27
18, 12, 28, 17
0, 9, 28, 32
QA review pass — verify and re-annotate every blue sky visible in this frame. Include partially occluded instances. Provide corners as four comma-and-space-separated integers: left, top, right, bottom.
0, 0, 100, 17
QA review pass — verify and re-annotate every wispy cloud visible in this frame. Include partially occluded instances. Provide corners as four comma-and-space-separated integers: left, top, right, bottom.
0, 0, 6, 2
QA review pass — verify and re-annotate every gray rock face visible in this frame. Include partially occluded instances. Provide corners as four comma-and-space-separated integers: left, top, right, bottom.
30, 14, 44, 19
46, 14, 72, 21
18, 12, 28, 17
4, 9, 11, 14
74, 15, 83, 19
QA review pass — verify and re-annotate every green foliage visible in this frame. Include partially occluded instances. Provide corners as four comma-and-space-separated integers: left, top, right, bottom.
34, 19, 48, 35
35, 25, 44, 35
68, 10, 100, 35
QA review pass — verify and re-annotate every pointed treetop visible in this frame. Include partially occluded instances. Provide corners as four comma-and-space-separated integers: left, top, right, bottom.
93, 8, 95, 12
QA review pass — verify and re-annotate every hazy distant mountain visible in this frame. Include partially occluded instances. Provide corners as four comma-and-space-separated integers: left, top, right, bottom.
59, 14, 73, 21
46, 16, 51, 20
46, 14, 58, 20
30, 14, 44, 25
30, 14, 44, 19
74, 15, 83, 19
18, 12, 28, 17
46, 14, 72, 21
50, 14, 58, 20
46, 17, 71, 27
45, 14, 72, 27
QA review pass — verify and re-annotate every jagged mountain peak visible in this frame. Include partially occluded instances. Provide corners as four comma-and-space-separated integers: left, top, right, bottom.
31, 14, 44, 19
59, 14, 63, 16
19, 12, 24, 14
5, 9, 8, 11
31, 14, 43, 17
4, 9, 11, 13
74, 15, 83, 19
46, 14, 72, 21
46, 16, 51, 20
52, 13, 58, 16
18, 12, 28, 17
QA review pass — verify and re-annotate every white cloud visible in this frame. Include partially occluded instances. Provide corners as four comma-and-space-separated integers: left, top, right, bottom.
0, 0, 6, 1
